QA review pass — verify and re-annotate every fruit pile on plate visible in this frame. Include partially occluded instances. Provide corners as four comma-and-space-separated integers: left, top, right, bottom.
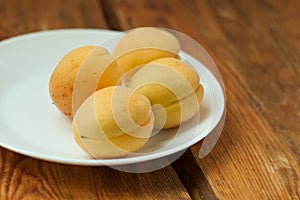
49, 27, 204, 158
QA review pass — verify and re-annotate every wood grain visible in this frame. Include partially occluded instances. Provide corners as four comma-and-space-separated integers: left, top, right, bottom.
172, 149, 218, 200
0, 0, 107, 40
0, 0, 193, 199
104, 0, 300, 199
0, 149, 191, 199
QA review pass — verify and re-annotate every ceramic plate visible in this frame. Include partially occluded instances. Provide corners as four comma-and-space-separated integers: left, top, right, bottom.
0, 29, 225, 166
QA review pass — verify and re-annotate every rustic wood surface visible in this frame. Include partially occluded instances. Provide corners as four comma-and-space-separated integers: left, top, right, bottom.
0, 0, 299, 199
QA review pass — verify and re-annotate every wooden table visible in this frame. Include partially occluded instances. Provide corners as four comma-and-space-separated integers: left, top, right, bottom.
0, 0, 299, 199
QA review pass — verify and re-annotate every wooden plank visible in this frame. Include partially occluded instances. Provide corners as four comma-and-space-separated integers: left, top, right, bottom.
0, 0, 193, 199
172, 149, 218, 200
104, 0, 300, 199
192, 1, 300, 199
0, 149, 192, 199
0, 0, 108, 40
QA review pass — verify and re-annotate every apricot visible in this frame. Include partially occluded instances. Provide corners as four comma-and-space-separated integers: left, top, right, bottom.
49, 46, 117, 117
97, 27, 181, 89
72, 86, 154, 158
127, 57, 204, 129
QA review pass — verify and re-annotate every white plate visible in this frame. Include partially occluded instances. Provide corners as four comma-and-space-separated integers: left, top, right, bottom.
0, 29, 225, 166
